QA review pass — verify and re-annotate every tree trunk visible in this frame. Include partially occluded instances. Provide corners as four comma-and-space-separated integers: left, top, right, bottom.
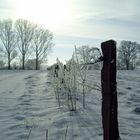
36, 46, 39, 70
22, 54, 25, 70
126, 60, 129, 70
36, 56, 38, 70
8, 53, 11, 70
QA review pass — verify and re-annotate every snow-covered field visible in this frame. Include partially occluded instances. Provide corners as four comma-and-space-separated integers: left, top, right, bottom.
0, 70, 140, 140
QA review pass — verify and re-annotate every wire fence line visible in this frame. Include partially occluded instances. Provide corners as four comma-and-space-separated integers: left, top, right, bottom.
50, 45, 103, 111
48, 58, 103, 140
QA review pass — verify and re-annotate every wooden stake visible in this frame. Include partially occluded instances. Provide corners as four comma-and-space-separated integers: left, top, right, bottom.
101, 40, 119, 140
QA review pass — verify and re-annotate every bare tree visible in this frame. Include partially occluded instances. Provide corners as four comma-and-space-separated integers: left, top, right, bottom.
118, 40, 140, 70
76, 45, 101, 70
0, 19, 17, 69
33, 25, 53, 70
76, 45, 91, 64
15, 19, 34, 69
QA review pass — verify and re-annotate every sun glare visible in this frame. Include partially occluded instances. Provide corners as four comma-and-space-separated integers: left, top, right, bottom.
15, 0, 73, 31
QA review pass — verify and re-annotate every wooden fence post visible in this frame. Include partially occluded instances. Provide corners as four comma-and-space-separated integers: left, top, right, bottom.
101, 40, 119, 140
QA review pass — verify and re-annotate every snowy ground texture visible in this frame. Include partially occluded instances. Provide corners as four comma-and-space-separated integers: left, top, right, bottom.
0, 70, 140, 140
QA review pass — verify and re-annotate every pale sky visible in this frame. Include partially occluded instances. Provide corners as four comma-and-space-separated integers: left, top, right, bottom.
0, 0, 140, 65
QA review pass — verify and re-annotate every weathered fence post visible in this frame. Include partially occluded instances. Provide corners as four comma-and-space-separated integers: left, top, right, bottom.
101, 40, 119, 140
46, 129, 48, 140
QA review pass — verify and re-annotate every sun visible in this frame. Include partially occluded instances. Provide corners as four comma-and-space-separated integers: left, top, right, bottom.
15, 0, 73, 31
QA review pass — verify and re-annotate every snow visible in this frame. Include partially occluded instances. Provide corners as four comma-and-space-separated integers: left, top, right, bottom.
0, 70, 140, 140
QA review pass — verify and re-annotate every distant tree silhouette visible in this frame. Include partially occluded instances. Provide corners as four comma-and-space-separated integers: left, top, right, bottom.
32, 25, 53, 70
15, 19, 34, 70
118, 40, 140, 70
0, 19, 17, 69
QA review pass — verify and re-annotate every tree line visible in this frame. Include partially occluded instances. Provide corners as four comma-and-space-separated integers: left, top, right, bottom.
0, 19, 53, 70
